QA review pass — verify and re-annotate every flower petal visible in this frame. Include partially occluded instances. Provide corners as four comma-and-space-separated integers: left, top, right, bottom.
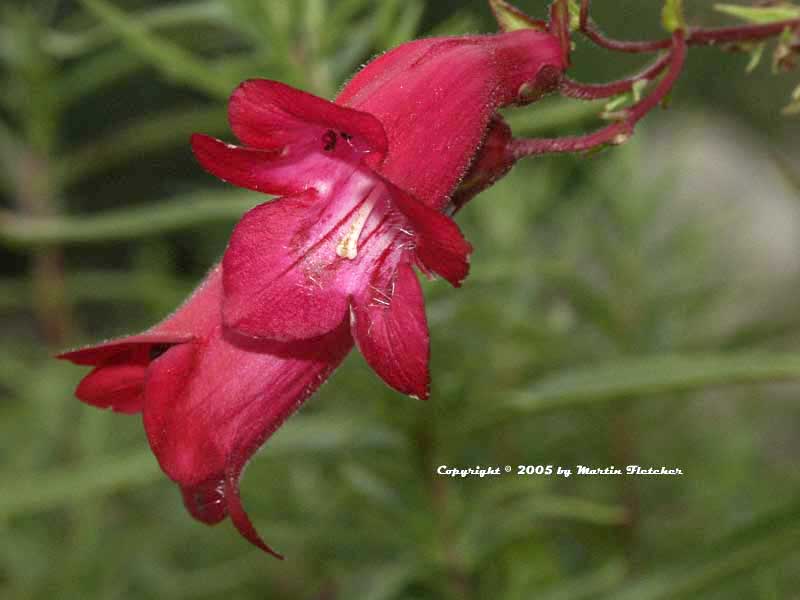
388, 182, 472, 287
229, 79, 387, 157
338, 38, 497, 210
59, 267, 223, 414
351, 261, 430, 399
75, 362, 148, 414
57, 331, 193, 367
222, 191, 352, 341
58, 265, 223, 366
142, 320, 352, 555
194, 81, 389, 196
339, 32, 565, 210
191, 134, 297, 196
181, 476, 227, 525
225, 469, 283, 559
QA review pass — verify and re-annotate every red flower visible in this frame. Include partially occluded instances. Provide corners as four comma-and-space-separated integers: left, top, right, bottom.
192, 29, 565, 399
59, 266, 352, 557
60, 27, 565, 555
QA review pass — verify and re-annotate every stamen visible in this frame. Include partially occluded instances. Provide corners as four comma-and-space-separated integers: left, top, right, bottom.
336, 197, 376, 260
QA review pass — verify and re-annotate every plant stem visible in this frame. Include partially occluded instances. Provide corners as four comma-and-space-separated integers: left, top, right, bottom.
416, 422, 471, 600
509, 31, 687, 158
15, 151, 72, 345
578, 0, 800, 54
560, 52, 672, 100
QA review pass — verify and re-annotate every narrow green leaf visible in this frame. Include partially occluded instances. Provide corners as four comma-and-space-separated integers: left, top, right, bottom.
714, 3, 800, 24
329, 0, 371, 30
467, 494, 627, 564
781, 99, 800, 115
427, 9, 479, 37
510, 353, 800, 413
568, 0, 583, 31
0, 271, 192, 311
603, 93, 631, 115
386, 0, 424, 47
339, 563, 416, 600
539, 560, 628, 600
57, 106, 227, 186
662, 0, 686, 32
44, 1, 230, 58
326, 19, 376, 83
56, 47, 147, 107
268, 417, 403, 454
489, 0, 547, 32
523, 495, 628, 525
606, 500, 800, 599
784, 83, 800, 114
504, 99, 606, 136
78, 0, 233, 98
631, 78, 649, 102
0, 190, 260, 247
0, 417, 401, 520
340, 463, 405, 512
746, 42, 766, 72
0, 451, 162, 520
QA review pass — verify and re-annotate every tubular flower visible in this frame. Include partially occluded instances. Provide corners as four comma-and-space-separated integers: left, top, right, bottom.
192, 29, 566, 399
61, 26, 566, 555
59, 266, 353, 558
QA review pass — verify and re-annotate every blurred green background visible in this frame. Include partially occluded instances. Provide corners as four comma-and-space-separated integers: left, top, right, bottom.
1, 0, 800, 598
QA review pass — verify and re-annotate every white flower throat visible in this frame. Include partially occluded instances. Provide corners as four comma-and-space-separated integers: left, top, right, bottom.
336, 189, 379, 260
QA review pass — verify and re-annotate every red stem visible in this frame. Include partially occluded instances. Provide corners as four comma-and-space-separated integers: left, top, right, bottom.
549, 0, 573, 67
509, 31, 687, 158
560, 52, 672, 100
578, 0, 799, 54
688, 21, 800, 46
579, 0, 670, 53
583, 21, 670, 53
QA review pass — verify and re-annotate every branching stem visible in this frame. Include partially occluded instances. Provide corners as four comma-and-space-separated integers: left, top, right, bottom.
511, 0, 799, 159
578, 0, 800, 54
559, 52, 672, 100
509, 31, 687, 158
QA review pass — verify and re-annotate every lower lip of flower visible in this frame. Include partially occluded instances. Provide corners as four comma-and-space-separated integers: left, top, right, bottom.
335, 186, 381, 260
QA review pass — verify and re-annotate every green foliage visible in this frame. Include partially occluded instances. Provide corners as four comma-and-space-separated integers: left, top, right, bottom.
786, 83, 800, 114
715, 3, 800, 24
661, 0, 686, 32
715, 2, 800, 112
1, 1, 800, 599
489, 0, 546, 32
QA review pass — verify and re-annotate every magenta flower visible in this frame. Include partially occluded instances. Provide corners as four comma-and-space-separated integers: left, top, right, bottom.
192, 29, 565, 399
59, 266, 352, 557
60, 25, 565, 555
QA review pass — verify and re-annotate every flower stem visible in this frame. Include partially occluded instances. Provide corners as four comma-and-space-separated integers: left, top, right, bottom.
559, 52, 672, 100
510, 31, 687, 158
578, 0, 800, 54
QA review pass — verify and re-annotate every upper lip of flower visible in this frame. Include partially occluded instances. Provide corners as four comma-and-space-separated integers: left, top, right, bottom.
191, 78, 475, 400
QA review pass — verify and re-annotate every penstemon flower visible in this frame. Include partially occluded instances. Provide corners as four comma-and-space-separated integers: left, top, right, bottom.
60, 0, 799, 555
61, 24, 565, 554
192, 27, 564, 397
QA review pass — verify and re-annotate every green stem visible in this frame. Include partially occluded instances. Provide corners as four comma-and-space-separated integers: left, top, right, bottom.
45, 0, 230, 57
0, 191, 259, 247
78, 0, 234, 99
57, 106, 227, 186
